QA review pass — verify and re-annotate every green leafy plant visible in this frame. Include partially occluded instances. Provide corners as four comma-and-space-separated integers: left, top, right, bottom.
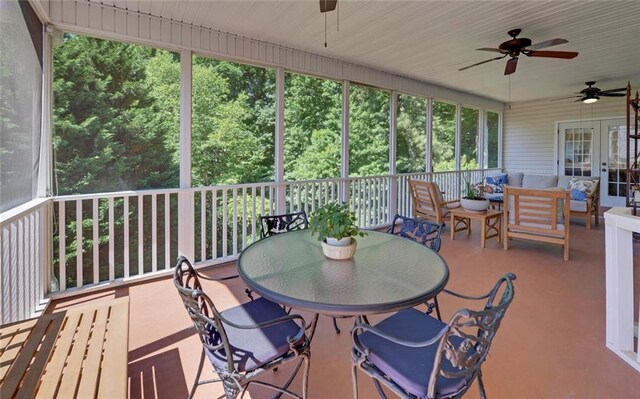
309, 202, 366, 241
462, 172, 485, 200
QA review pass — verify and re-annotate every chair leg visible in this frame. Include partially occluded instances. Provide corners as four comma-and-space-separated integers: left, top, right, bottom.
433, 296, 442, 321
223, 378, 240, 399
372, 379, 388, 399
332, 317, 341, 334
586, 211, 591, 230
188, 349, 206, 399
302, 353, 311, 399
351, 364, 359, 399
478, 370, 487, 399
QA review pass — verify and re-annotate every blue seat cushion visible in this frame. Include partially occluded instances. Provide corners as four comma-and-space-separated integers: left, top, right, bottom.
359, 308, 469, 398
205, 298, 302, 372
483, 192, 503, 202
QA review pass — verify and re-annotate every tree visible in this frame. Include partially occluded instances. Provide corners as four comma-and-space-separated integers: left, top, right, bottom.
349, 85, 390, 176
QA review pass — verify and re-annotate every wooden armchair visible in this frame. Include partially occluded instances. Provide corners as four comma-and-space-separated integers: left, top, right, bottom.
503, 186, 571, 261
570, 179, 600, 230
408, 180, 460, 224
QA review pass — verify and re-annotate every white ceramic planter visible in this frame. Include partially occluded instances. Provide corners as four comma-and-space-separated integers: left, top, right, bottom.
321, 238, 357, 260
460, 198, 490, 213
326, 236, 352, 247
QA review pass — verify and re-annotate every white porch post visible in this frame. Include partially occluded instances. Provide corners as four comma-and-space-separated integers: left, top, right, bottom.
455, 103, 462, 198
388, 91, 398, 221
604, 208, 640, 372
477, 108, 485, 170
340, 80, 350, 204
40, 26, 54, 294
425, 98, 433, 174
178, 50, 194, 260
275, 67, 286, 214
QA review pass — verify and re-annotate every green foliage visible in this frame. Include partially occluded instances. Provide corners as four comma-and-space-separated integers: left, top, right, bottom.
396, 95, 427, 173
432, 101, 456, 172
349, 85, 390, 176
309, 202, 366, 241
462, 171, 484, 200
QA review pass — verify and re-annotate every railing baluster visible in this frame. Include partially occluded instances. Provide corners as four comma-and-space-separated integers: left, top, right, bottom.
75, 200, 83, 288
92, 198, 99, 284
251, 186, 257, 243
212, 189, 218, 259
138, 195, 144, 275
232, 188, 238, 255
200, 190, 206, 263
297, 183, 302, 212
311, 182, 316, 213
242, 187, 248, 250
17, 219, 24, 319
108, 197, 115, 281
124, 197, 130, 278
151, 194, 157, 272
222, 189, 228, 258
164, 193, 170, 270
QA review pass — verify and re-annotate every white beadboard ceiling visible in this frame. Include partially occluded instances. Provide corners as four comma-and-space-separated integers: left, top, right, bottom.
83, 0, 640, 103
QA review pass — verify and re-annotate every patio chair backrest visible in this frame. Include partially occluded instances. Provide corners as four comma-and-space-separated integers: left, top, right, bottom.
408, 180, 446, 223
260, 211, 309, 238
173, 256, 234, 371
387, 214, 444, 253
427, 273, 516, 398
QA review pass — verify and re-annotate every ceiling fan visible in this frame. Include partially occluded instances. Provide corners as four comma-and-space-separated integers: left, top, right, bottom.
459, 28, 579, 75
319, 0, 337, 13
555, 81, 627, 104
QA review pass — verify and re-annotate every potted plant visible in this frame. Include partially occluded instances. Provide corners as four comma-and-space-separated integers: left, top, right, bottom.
310, 202, 366, 260
460, 173, 490, 213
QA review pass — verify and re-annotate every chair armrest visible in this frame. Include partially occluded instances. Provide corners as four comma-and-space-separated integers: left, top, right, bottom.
441, 199, 460, 205
442, 288, 491, 301
194, 269, 240, 282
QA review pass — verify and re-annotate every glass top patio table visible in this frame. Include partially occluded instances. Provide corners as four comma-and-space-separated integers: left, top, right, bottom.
237, 229, 449, 316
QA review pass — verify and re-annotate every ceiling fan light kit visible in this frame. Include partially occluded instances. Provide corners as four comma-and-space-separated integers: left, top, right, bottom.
459, 28, 579, 75
583, 96, 599, 104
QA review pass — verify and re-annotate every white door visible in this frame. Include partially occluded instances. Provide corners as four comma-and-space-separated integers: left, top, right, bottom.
600, 119, 630, 207
558, 119, 628, 207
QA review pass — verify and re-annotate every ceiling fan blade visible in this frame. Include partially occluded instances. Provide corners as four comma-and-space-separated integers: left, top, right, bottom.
458, 55, 505, 71
551, 96, 581, 102
319, 0, 337, 13
527, 50, 579, 59
600, 92, 626, 97
504, 57, 518, 75
528, 38, 569, 50
476, 47, 503, 53
601, 87, 627, 93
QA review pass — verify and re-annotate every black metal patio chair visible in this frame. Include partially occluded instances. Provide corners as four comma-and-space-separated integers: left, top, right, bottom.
351, 273, 516, 399
387, 214, 445, 319
174, 256, 311, 399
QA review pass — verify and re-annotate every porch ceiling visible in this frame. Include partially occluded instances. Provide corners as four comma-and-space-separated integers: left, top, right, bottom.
83, 0, 640, 103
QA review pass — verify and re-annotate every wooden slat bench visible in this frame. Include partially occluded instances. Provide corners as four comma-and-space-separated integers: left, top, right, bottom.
0, 297, 129, 399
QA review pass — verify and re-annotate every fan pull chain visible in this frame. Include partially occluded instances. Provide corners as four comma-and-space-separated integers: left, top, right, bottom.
337, 1, 340, 32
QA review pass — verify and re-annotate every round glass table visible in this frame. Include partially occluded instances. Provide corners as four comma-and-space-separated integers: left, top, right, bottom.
237, 230, 449, 317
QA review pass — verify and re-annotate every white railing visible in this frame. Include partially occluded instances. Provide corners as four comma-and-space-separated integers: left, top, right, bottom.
51, 168, 502, 292
0, 198, 51, 325
604, 207, 640, 372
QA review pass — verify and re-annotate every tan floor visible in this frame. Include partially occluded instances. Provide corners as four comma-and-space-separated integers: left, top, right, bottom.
49, 216, 640, 399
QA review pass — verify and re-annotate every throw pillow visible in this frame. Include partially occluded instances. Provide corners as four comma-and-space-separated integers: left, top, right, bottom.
569, 178, 598, 201
483, 174, 508, 194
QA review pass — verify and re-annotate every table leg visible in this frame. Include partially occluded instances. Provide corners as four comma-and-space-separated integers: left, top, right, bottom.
481, 219, 486, 248
307, 313, 320, 342
467, 217, 471, 236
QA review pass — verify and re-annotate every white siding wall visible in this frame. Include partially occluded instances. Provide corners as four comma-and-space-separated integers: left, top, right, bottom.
35, 0, 502, 111
503, 97, 624, 174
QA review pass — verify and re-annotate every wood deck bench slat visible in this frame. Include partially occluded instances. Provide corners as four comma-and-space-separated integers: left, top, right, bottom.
0, 297, 129, 399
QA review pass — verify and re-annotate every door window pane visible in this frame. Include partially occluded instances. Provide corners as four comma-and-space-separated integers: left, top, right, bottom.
349, 85, 390, 176
396, 94, 426, 173
485, 111, 500, 168
431, 101, 456, 172
284, 72, 342, 180
563, 128, 592, 177
460, 107, 480, 169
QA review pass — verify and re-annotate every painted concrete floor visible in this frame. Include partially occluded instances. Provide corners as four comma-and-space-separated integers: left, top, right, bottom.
49, 216, 640, 399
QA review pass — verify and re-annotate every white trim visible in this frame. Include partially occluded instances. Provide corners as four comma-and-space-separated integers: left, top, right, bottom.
455, 103, 461, 171
39, 25, 53, 198
275, 67, 286, 213
178, 51, 194, 259
389, 91, 398, 217
340, 80, 350, 202
40, 0, 502, 111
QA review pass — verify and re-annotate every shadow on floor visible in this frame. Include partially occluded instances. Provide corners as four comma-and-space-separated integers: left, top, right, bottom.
129, 348, 188, 399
